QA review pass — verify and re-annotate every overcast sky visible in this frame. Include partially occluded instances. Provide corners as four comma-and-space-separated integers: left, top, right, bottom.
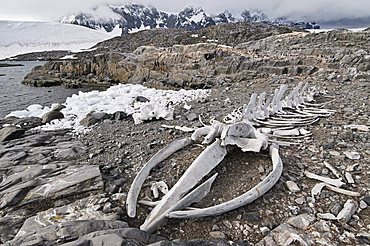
1, 0, 370, 23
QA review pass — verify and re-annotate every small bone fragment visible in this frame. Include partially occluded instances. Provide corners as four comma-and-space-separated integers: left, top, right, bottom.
273, 129, 300, 136
343, 151, 360, 160
161, 124, 195, 132
126, 137, 193, 218
337, 199, 358, 223
323, 161, 341, 179
317, 213, 337, 220
286, 181, 300, 193
138, 200, 160, 207
344, 125, 369, 132
183, 103, 192, 110
142, 173, 218, 232
140, 140, 227, 231
345, 172, 354, 184
304, 171, 345, 187
151, 181, 169, 198
167, 144, 283, 219
299, 128, 311, 135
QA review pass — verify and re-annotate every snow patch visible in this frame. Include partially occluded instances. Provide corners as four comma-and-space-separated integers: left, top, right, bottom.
0, 21, 119, 59
7, 84, 210, 133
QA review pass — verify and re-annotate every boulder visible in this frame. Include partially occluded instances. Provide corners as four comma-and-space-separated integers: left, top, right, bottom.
0, 127, 25, 142
42, 110, 64, 124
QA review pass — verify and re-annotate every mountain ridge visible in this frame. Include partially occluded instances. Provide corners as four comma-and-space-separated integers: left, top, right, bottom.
61, 4, 320, 35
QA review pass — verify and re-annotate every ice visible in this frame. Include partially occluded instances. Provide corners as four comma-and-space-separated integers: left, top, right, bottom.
7, 84, 210, 133
0, 21, 119, 59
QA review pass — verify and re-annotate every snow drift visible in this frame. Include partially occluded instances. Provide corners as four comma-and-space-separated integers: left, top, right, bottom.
0, 21, 120, 59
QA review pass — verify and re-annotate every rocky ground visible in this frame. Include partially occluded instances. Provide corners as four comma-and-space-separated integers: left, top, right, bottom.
0, 24, 370, 245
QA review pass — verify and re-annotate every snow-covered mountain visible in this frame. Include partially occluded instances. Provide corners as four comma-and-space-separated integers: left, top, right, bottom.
61, 4, 320, 35
0, 21, 120, 59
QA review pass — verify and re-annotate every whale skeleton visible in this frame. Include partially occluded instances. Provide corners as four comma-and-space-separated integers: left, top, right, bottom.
126, 82, 334, 232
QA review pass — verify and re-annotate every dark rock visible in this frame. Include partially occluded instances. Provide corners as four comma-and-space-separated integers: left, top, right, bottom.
42, 110, 64, 123
363, 195, 370, 206
136, 96, 150, 102
80, 116, 97, 127
113, 111, 128, 121
0, 126, 25, 142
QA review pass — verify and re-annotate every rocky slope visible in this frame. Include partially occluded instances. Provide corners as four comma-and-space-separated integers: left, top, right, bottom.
61, 4, 320, 35
1, 24, 370, 245
22, 22, 299, 88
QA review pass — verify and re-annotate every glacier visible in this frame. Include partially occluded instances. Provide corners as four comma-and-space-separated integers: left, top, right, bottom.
0, 21, 120, 59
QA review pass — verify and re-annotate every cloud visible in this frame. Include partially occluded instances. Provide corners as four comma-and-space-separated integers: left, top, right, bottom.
0, 0, 370, 23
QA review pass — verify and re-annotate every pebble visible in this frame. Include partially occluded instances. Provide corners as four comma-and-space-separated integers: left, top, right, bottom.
360, 200, 368, 209
295, 197, 305, 205
286, 181, 301, 193
209, 231, 226, 239
260, 226, 270, 236
343, 151, 360, 160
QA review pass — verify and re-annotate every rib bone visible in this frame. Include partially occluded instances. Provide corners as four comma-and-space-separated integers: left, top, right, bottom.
126, 137, 193, 218
140, 139, 227, 231
167, 144, 283, 219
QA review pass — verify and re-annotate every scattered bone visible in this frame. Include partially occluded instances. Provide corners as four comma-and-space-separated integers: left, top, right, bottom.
126, 137, 193, 218
304, 171, 345, 187
345, 172, 354, 184
150, 181, 169, 198
311, 182, 360, 202
132, 102, 173, 124
317, 213, 337, 220
323, 161, 341, 179
337, 199, 358, 223
161, 124, 195, 132
286, 181, 301, 193
344, 124, 369, 132
343, 151, 360, 160
346, 163, 359, 172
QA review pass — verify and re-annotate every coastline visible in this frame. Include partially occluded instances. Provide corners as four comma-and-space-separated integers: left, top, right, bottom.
1, 26, 369, 245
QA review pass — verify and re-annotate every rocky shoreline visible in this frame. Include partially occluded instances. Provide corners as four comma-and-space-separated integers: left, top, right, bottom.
1, 23, 370, 245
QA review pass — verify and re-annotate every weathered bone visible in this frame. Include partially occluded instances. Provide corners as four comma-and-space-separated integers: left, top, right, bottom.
140, 139, 227, 231
167, 144, 283, 219
126, 137, 193, 218
304, 170, 345, 187
141, 173, 218, 233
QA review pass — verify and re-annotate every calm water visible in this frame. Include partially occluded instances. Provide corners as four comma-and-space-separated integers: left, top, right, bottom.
0, 61, 90, 118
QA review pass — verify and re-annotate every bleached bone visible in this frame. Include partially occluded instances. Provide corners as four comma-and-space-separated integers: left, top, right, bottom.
151, 181, 169, 198
311, 182, 360, 202
223, 136, 265, 152
337, 199, 358, 223
344, 172, 354, 184
323, 161, 341, 179
191, 126, 212, 141
126, 137, 193, 218
255, 92, 267, 119
167, 144, 283, 219
140, 139, 227, 231
141, 173, 218, 233
304, 171, 345, 187
203, 121, 225, 144
161, 124, 195, 132
273, 129, 300, 136
244, 93, 257, 121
